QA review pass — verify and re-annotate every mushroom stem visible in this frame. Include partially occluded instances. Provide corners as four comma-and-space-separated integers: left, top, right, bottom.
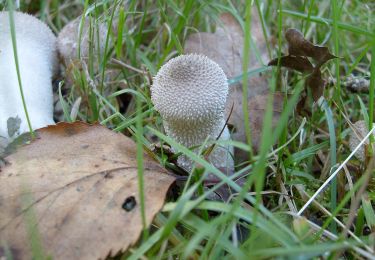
0, 11, 57, 140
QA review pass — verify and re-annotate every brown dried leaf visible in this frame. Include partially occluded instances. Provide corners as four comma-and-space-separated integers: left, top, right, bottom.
0, 122, 175, 260
268, 55, 314, 73
306, 69, 326, 101
185, 10, 271, 157
285, 28, 337, 65
185, 13, 244, 79
269, 28, 337, 103
227, 92, 284, 163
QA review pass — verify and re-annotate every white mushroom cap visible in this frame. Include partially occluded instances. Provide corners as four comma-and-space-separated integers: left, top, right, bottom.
151, 54, 233, 174
57, 17, 107, 66
349, 120, 375, 162
0, 11, 57, 140
152, 54, 228, 123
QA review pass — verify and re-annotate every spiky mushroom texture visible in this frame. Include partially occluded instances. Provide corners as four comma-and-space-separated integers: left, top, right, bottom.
151, 54, 234, 175
0, 11, 57, 141
349, 120, 375, 162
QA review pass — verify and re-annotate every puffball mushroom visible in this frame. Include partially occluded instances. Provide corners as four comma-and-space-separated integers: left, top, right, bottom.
151, 54, 234, 175
57, 17, 107, 66
0, 11, 57, 140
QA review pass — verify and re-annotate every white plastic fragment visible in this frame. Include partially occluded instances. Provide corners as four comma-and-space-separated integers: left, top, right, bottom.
0, 11, 57, 140
151, 54, 234, 174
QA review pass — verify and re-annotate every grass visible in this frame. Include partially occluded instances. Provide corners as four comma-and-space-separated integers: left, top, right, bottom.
6, 0, 35, 138
1, 0, 375, 259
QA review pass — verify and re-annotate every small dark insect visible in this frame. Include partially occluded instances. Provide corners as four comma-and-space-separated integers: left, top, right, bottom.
122, 196, 136, 212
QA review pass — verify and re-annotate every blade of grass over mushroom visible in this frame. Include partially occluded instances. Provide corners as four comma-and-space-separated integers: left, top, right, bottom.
6, 0, 34, 138
182, 139, 210, 195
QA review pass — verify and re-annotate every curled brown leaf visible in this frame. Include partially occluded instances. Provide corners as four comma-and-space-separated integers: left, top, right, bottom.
268, 55, 314, 73
269, 28, 337, 102
286, 28, 337, 65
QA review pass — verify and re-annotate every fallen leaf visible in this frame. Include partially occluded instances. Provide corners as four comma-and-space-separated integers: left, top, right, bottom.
186, 13, 242, 79
305, 69, 325, 101
285, 28, 337, 65
0, 122, 175, 260
247, 92, 284, 157
269, 28, 337, 103
185, 10, 274, 160
268, 55, 314, 73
